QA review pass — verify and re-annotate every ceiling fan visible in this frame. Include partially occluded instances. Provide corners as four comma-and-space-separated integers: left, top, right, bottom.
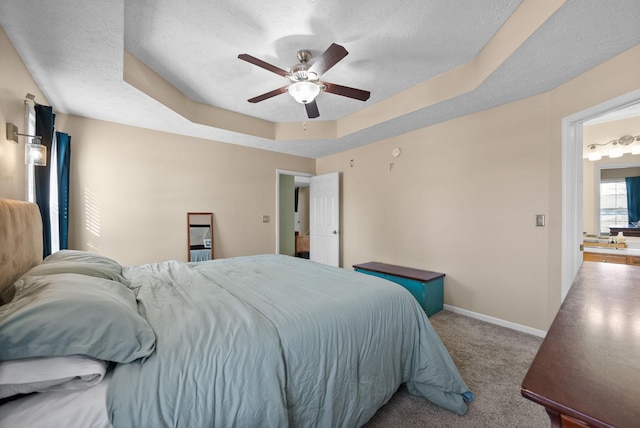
238, 43, 370, 119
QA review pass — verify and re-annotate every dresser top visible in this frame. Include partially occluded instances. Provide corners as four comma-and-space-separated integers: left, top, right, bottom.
521, 261, 640, 427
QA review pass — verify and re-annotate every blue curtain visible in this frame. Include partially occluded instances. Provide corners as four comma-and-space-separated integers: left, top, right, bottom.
56, 131, 71, 250
626, 176, 640, 226
35, 105, 55, 257
35, 105, 71, 256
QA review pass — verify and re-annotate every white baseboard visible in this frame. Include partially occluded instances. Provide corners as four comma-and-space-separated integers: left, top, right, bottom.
443, 304, 547, 338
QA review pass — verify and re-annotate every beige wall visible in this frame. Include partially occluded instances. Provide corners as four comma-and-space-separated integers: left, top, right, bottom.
318, 95, 552, 330
297, 186, 309, 235
54, 114, 314, 265
317, 45, 640, 331
0, 26, 48, 200
278, 174, 295, 256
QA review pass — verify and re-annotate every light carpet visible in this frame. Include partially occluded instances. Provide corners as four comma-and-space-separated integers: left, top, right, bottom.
364, 310, 548, 427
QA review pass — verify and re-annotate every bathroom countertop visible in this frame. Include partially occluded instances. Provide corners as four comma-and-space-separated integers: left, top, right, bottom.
583, 245, 640, 256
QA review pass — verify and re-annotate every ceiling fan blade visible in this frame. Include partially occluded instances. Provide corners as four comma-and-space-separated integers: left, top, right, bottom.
247, 86, 289, 103
322, 82, 370, 101
305, 100, 320, 119
308, 43, 348, 76
238, 54, 291, 77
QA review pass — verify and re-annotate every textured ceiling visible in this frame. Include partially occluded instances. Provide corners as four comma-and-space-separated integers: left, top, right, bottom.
1, 1, 639, 158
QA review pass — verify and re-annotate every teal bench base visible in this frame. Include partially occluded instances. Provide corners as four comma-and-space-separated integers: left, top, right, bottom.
353, 262, 444, 317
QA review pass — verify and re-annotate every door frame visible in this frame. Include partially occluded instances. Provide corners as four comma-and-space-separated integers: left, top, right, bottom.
275, 169, 314, 254
561, 88, 640, 300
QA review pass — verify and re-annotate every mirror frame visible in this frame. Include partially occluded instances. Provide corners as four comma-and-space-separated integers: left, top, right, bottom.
187, 212, 214, 262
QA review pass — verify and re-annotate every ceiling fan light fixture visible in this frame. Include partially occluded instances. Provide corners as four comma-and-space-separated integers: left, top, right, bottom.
288, 81, 320, 104
239, 43, 368, 118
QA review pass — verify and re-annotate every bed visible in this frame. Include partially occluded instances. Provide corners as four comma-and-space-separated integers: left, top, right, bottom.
0, 198, 473, 427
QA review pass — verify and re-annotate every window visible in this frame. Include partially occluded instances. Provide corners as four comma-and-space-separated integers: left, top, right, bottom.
599, 178, 628, 232
25, 102, 36, 202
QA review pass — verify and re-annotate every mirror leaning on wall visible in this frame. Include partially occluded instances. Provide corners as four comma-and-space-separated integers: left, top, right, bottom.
187, 212, 214, 262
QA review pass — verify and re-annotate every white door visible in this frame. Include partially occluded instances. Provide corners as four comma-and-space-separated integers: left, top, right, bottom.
310, 172, 339, 266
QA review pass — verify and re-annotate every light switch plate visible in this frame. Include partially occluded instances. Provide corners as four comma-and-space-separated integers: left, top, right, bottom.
535, 214, 545, 227
262, 215, 270, 223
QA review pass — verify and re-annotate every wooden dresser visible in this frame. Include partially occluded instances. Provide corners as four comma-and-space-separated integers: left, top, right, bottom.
521, 262, 640, 427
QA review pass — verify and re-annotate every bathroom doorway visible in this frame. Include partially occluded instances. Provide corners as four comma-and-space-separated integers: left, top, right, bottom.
276, 170, 313, 258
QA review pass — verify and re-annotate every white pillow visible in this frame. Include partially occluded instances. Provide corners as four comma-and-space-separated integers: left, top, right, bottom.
0, 355, 107, 399
0, 371, 113, 428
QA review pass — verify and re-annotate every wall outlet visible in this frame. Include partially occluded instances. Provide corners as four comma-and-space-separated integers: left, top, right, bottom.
262, 215, 270, 223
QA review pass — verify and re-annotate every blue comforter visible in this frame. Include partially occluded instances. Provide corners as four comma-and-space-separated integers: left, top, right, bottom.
107, 254, 472, 427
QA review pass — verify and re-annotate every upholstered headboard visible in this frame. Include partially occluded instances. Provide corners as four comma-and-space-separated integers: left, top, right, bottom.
0, 198, 43, 298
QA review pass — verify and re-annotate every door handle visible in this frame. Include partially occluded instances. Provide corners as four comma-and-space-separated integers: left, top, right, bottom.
332, 230, 337, 234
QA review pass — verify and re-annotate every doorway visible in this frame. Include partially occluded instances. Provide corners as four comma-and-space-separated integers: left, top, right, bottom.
276, 170, 341, 266
276, 170, 313, 258
562, 89, 640, 300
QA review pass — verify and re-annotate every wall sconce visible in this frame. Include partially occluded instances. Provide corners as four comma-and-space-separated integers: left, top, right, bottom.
586, 134, 640, 162
6, 122, 47, 166
25, 142, 47, 166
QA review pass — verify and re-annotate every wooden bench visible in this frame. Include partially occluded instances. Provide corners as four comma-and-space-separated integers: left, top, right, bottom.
353, 262, 444, 317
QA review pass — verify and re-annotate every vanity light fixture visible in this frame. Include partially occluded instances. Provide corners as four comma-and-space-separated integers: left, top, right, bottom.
586, 134, 640, 161
609, 147, 623, 158
587, 151, 602, 161
6, 122, 47, 166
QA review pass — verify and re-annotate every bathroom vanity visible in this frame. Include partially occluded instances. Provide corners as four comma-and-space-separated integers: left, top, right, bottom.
583, 240, 640, 265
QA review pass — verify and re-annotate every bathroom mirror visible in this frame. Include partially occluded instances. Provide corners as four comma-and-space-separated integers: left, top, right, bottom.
187, 212, 213, 262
